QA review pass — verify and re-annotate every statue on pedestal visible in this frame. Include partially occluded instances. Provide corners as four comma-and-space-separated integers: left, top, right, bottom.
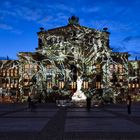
72, 76, 87, 102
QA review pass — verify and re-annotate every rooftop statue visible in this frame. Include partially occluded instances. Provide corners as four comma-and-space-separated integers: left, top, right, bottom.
68, 15, 79, 25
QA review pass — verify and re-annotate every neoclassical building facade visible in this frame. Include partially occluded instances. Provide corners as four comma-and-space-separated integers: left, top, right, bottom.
0, 16, 139, 103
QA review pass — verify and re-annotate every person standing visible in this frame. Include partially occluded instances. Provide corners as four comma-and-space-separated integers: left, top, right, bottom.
127, 94, 132, 114
38, 94, 42, 103
27, 95, 32, 109
86, 96, 91, 111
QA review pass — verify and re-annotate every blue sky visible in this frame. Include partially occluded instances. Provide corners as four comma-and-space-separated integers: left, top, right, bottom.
0, 0, 140, 60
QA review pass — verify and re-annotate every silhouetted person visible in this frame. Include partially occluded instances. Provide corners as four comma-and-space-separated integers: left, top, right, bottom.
38, 95, 42, 103
1, 93, 4, 102
86, 96, 91, 111
127, 95, 132, 114
2, 93, 4, 98
27, 96, 33, 110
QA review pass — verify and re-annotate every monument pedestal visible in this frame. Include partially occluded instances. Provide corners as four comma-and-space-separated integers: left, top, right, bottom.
72, 90, 87, 107
72, 100, 87, 107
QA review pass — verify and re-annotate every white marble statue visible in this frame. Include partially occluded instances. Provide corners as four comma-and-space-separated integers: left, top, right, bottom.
72, 76, 87, 102
77, 76, 82, 91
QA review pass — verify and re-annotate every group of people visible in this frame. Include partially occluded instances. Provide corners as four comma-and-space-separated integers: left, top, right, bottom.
86, 94, 132, 114
27, 93, 132, 114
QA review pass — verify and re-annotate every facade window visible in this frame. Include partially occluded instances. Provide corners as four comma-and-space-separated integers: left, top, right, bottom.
7, 70, 10, 76
7, 83, 10, 88
25, 64, 38, 73
59, 81, 64, 89
14, 69, 18, 76
115, 65, 118, 71
11, 69, 14, 76
2, 69, 6, 76
96, 82, 101, 89
14, 79, 18, 88
83, 81, 88, 89
11, 83, 13, 88
71, 82, 76, 89
47, 82, 52, 89
117, 64, 123, 73
132, 84, 135, 88
24, 64, 30, 72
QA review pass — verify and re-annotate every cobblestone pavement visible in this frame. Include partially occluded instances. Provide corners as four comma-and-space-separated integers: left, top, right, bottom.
0, 103, 140, 140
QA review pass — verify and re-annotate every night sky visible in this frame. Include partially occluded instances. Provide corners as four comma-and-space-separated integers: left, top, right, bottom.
0, 0, 140, 60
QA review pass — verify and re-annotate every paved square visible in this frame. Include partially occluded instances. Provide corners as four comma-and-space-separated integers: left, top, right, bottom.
0, 118, 49, 132
65, 118, 140, 132
0, 103, 140, 140
67, 111, 115, 117
3, 110, 57, 118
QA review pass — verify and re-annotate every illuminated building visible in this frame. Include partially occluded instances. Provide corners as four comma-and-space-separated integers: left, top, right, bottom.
0, 16, 139, 103
128, 60, 140, 101
0, 60, 19, 102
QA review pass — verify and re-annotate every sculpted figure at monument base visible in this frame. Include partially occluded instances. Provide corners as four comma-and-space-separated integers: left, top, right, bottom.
72, 76, 87, 106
